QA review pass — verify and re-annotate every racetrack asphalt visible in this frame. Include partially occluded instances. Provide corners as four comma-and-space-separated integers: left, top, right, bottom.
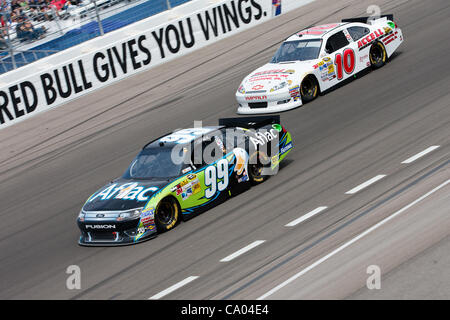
0, 0, 449, 299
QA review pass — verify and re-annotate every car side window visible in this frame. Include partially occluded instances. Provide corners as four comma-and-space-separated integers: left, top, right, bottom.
347, 26, 370, 41
325, 31, 349, 54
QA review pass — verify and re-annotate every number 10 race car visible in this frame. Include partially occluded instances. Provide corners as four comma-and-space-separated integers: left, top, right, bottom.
77, 116, 293, 246
236, 15, 403, 114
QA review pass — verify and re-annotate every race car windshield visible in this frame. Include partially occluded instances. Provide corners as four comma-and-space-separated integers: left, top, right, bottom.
123, 148, 182, 179
271, 39, 322, 63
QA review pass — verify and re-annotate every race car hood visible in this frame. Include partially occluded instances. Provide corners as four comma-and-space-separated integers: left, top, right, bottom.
240, 62, 316, 92
82, 179, 167, 212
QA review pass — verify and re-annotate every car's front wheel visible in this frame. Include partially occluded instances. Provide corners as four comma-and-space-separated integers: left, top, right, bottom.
369, 41, 387, 69
300, 75, 319, 103
155, 197, 180, 232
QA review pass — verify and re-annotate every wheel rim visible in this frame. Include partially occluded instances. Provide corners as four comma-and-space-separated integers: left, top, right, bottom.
370, 43, 385, 64
249, 152, 267, 182
157, 201, 175, 225
250, 162, 263, 178
301, 77, 317, 98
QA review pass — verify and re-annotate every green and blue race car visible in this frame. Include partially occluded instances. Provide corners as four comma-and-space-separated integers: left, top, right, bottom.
77, 116, 293, 246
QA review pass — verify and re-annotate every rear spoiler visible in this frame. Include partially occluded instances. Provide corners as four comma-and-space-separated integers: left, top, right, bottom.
342, 14, 394, 24
219, 116, 280, 129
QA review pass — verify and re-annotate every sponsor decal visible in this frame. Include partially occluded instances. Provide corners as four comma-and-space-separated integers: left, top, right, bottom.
233, 148, 248, 177
271, 154, 280, 167
272, 0, 281, 17
140, 209, 155, 228
280, 142, 293, 154
314, 57, 336, 82
85, 225, 116, 229
383, 26, 392, 34
382, 30, 399, 46
357, 29, 386, 50
251, 69, 295, 76
343, 29, 352, 41
187, 173, 197, 180
137, 227, 146, 234
181, 187, 193, 200
238, 175, 249, 183
272, 124, 282, 132
297, 24, 339, 36
249, 69, 295, 82
245, 96, 267, 101
174, 176, 201, 200
249, 129, 278, 149
182, 167, 193, 174
90, 183, 159, 202
215, 137, 226, 153
289, 85, 300, 101
252, 84, 264, 90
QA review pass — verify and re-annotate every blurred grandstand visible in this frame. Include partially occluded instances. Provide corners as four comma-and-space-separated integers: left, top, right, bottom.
0, 0, 191, 74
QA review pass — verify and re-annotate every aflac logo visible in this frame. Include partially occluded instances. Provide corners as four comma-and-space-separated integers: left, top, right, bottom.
90, 183, 159, 202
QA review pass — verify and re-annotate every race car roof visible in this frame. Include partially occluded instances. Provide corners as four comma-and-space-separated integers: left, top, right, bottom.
144, 126, 222, 149
286, 23, 347, 41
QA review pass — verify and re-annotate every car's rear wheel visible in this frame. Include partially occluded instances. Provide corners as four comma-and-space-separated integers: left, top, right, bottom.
248, 151, 270, 185
300, 75, 319, 103
155, 197, 180, 232
369, 41, 387, 69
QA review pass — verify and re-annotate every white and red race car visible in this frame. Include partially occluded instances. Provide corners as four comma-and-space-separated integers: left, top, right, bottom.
236, 15, 403, 114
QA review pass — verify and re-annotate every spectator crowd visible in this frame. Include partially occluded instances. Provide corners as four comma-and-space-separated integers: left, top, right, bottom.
1, 0, 83, 48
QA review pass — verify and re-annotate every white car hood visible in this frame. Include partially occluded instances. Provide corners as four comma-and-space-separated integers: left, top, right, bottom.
241, 62, 316, 92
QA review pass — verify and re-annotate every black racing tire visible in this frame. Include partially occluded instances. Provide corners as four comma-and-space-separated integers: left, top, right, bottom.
300, 75, 319, 103
155, 197, 180, 233
248, 151, 270, 185
369, 41, 387, 69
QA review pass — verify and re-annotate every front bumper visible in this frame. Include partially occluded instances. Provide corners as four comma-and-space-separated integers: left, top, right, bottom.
78, 231, 156, 246
77, 218, 157, 246
236, 92, 303, 114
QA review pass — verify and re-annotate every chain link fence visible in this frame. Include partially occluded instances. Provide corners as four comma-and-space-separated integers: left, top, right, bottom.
0, 0, 190, 74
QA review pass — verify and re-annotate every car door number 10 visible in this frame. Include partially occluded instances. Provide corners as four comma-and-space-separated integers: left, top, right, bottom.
335, 48, 356, 80
205, 159, 229, 198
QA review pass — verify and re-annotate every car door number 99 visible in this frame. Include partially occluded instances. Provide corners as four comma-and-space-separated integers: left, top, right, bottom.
205, 159, 229, 198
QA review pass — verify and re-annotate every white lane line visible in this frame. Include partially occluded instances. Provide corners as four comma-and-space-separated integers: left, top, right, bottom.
285, 206, 328, 227
220, 240, 266, 262
345, 175, 387, 195
257, 178, 450, 300
148, 276, 199, 300
401, 146, 440, 164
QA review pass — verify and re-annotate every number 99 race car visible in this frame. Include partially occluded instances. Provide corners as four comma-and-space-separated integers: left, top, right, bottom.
77, 116, 293, 246
236, 15, 403, 114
